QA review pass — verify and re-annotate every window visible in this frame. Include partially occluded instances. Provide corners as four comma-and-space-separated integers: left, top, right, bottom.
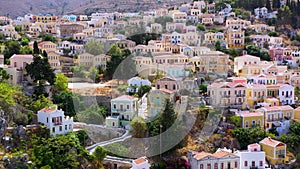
65, 125, 67, 130
221, 163, 224, 169
113, 104, 116, 109
127, 104, 130, 110
252, 161, 255, 167
46, 117, 48, 123
59, 126, 62, 131
157, 85, 160, 89
173, 84, 176, 90
207, 163, 211, 169
200, 164, 203, 169
69, 124, 71, 129
259, 161, 263, 166
244, 161, 248, 167
245, 120, 249, 128
52, 127, 55, 133
235, 161, 238, 168
214, 163, 218, 169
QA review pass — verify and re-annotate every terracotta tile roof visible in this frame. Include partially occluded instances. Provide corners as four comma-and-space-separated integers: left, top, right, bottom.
212, 150, 231, 158
249, 143, 260, 148
39, 107, 56, 113
159, 88, 174, 94
259, 137, 285, 147
133, 157, 147, 165
193, 151, 212, 160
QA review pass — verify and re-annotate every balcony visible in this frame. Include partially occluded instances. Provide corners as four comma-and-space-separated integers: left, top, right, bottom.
236, 94, 245, 97
222, 94, 231, 98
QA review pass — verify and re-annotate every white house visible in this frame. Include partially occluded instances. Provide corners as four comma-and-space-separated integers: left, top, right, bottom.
131, 157, 150, 169
37, 105, 73, 135
127, 77, 151, 93
235, 143, 266, 169
234, 55, 261, 74
171, 32, 182, 44
278, 84, 294, 105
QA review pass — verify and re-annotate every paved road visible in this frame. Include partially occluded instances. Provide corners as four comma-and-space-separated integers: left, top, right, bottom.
86, 130, 131, 154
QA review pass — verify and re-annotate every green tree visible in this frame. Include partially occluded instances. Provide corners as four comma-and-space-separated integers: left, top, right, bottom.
26, 54, 56, 85
290, 121, 300, 135
3, 40, 21, 61
53, 91, 83, 117
29, 95, 54, 113
71, 64, 87, 78
20, 45, 33, 54
19, 37, 29, 46
30, 133, 92, 168
40, 34, 57, 43
160, 99, 177, 132
196, 24, 206, 31
88, 66, 99, 81
154, 16, 173, 28
199, 84, 207, 94
76, 129, 89, 146
0, 68, 9, 82
15, 25, 22, 32
230, 115, 242, 127
93, 146, 107, 167
130, 117, 147, 138
85, 40, 104, 55
105, 45, 131, 79
232, 127, 275, 149
137, 85, 152, 97
33, 41, 39, 54
279, 133, 299, 151
54, 73, 68, 92
268, 31, 279, 37
76, 104, 107, 124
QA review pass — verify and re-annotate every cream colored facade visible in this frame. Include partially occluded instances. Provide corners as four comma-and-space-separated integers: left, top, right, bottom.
207, 79, 247, 107
204, 32, 225, 44
78, 53, 93, 67
234, 55, 261, 74
48, 52, 61, 70
93, 54, 111, 69
190, 51, 229, 76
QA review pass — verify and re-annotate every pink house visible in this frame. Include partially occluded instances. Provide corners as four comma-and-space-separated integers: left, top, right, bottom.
155, 77, 179, 91
10, 54, 34, 70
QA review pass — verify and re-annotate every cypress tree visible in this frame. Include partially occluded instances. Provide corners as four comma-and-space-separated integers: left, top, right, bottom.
33, 41, 39, 54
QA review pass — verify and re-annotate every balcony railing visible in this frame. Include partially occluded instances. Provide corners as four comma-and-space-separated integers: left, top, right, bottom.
236, 94, 245, 97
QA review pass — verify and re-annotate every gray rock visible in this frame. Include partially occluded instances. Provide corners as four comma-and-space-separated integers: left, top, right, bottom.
0, 118, 7, 142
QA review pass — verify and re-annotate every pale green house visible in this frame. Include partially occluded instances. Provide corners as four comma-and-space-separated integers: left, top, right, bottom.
105, 95, 138, 127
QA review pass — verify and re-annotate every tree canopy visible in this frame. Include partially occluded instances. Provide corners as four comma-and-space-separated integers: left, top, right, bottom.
85, 40, 104, 55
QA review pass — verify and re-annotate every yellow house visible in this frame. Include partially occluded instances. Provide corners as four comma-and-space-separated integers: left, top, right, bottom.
259, 137, 287, 165
226, 28, 245, 49
246, 84, 267, 108
294, 107, 300, 122
239, 64, 262, 78
239, 112, 264, 128
265, 98, 280, 106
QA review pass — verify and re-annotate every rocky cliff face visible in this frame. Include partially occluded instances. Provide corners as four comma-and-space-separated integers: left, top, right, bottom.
0, 0, 190, 18
0, 118, 7, 143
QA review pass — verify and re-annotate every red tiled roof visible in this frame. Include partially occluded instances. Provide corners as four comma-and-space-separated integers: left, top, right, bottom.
133, 157, 147, 165
260, 137, 285, 147
159, 88, 174, 94
39, 107, 56, 113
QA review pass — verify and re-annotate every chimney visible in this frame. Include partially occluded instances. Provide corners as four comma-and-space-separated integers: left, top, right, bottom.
243, 50, 247, 55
